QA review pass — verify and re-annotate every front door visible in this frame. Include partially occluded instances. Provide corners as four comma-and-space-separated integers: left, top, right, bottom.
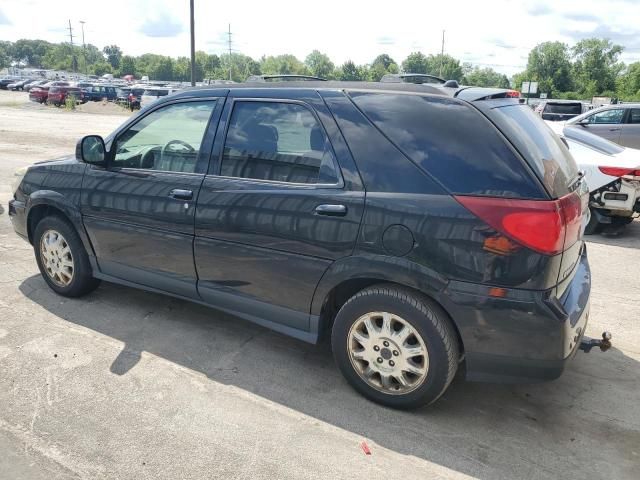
620, 108, 640, 149
582, 108, 625, 144
81, 98, 221, 298
194, 94, 365, 333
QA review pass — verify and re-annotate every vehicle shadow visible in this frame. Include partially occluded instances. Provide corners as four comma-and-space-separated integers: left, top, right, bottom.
18, 275, 640, 480
586, 218, 640, 249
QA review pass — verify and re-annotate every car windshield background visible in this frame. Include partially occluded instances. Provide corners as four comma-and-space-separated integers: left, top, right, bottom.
563, 126, 625, 154
349, 92, 543, 198
114, 101, 216, 173
220, 101, 340, 184
588, 109, 624, 124
544, 103, 582, 115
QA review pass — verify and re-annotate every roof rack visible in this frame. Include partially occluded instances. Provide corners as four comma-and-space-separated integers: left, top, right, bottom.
246, 74, 328, 82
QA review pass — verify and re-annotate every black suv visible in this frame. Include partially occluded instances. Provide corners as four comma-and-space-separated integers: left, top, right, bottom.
9, 82, 596, 408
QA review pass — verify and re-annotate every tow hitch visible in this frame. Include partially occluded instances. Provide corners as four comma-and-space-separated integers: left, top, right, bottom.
579, 332, 612, 353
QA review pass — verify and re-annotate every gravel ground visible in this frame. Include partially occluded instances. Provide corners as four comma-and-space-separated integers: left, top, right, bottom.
0, 89, 639, 479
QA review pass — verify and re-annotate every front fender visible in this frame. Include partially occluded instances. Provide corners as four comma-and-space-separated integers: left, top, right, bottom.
26, 191, 95, 256
310, 253, 449, 317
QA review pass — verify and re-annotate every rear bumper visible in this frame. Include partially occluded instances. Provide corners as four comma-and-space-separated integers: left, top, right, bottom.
441, 247, 591, 383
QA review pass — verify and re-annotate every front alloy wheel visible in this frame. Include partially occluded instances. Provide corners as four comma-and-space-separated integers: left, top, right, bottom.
39, 229, 75, 287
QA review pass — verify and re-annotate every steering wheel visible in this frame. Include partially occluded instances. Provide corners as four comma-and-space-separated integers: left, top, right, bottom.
160, 139, 195, 161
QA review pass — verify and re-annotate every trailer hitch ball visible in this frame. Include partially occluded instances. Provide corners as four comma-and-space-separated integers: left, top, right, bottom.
579, 331, 612, 353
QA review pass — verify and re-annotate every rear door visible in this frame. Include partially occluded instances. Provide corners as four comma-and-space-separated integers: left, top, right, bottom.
620, 108, 640, 149
81, 97, 223, 298
582, 108, 625, 144
194, 89, 365, 332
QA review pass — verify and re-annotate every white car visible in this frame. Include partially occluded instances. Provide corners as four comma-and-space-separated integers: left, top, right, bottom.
140, 87, 181, 109
546, 121, 640, 234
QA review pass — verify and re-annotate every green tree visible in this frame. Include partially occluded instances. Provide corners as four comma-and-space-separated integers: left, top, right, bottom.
0, 41, 11, 69
304, 50, 334, 79
402, 51, 428, 73
150, 57, 174, 81
372, 54, 396, 70
11, 39, 51, 67
618, 62, 640, 100
572, 38, 624, 94
424, 54, 463, 80
464, 67, 510, 88
103, 45, 122, 69
338, 60, 364, 80
525, 41, 573, 96
119, 55, 136, 76
260, 54, 307, 76
196, 51, 220, 80
92, 62, 112, 76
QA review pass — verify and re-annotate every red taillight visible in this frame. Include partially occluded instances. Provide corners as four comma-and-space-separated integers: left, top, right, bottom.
455, 192, 583, 255
504, 90, 520, 98
598, 166, 640, 177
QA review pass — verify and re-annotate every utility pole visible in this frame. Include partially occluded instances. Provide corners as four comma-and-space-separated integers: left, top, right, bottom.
79, 21, 87, 76
189, 0, 196, 86
67, 19, 77, 73
228, 24, 233, 81
439, 30, 445, 78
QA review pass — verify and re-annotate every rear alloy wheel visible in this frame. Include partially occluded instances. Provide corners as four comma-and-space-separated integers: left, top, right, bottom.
332, 284, 459, 409
348, 312, 429, 394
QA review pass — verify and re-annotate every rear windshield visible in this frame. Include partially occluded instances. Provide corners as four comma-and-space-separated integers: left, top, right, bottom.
563, 126, 624, 155
349, 92, 544, 198
543, 103, 582, 115
487, 104, 579, 197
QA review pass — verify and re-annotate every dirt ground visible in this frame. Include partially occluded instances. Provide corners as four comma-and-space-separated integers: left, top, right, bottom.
0, 89, 639, 480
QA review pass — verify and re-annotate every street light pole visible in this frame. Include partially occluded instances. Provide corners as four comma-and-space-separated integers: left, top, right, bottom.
190, 0, 196, 86
79, 21, 87, 76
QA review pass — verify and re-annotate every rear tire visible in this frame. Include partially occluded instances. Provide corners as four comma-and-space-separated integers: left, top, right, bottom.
33, 215, 100, 297
331, 284, 459, 409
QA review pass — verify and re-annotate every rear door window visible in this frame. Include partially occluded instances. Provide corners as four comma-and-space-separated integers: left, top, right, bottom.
349, 92, 544, 198
627, 109, 640, 124
220, 101, 340, 185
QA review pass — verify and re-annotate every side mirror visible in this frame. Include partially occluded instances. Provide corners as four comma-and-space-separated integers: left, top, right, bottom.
577, 119, 590, 126
76, 135, 106, 165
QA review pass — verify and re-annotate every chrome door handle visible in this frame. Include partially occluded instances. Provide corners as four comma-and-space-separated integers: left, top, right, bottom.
315, 204, 347, 216
169, 189, 193, 200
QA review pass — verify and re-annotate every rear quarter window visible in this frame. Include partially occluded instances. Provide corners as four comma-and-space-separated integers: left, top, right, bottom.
349, 92, 544, 198
486, 104, 579, 197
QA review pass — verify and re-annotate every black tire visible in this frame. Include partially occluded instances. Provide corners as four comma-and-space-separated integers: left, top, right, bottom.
33, 215, 100, 297
331, 284, 459, 409
584, 207, 603, 235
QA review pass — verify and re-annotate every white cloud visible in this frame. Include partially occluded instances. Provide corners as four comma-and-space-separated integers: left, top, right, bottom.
0, 0, 639, 74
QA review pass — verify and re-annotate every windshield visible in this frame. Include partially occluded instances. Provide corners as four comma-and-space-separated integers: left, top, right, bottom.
543, 103, 582, 115
486, 104, 579, 197
562, 126, 625, 155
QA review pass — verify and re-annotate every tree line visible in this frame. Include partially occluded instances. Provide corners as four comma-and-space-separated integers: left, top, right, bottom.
1, 37, 639, 100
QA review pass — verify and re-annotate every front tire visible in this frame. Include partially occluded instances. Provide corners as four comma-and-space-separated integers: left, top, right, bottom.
332, 284, 459, 409
33, 215, 100, 297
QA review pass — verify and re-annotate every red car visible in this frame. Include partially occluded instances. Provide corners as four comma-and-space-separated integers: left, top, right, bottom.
47, 86, 84, 106
28, 81, 70, 104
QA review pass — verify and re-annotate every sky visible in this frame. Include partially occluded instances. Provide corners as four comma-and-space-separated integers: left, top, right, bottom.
1, 0, 639, 76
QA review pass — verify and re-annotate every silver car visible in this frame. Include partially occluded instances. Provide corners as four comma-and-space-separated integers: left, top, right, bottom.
567, 103, 640, 149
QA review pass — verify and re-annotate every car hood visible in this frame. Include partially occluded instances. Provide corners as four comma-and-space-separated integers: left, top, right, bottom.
34, 155, 78, 166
